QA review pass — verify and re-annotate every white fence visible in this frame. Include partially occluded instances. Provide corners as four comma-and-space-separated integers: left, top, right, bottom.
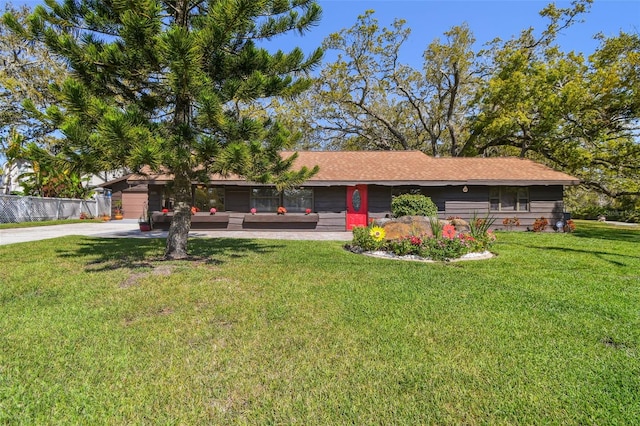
0, 195, 111, 223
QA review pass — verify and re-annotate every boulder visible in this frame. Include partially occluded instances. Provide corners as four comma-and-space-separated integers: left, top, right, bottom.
449, 217, 469, 232
379, 216, 434, 240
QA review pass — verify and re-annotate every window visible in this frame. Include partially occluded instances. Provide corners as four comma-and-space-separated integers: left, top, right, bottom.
194, 186, 225, 211
283, 188, 313, 213
251, 188, 280, 212
250, 187, 313, 213
490, 187, 529, 211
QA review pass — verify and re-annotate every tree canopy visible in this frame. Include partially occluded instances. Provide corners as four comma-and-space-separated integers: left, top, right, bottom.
274, 0, 639, 200
4, 0, 324, 258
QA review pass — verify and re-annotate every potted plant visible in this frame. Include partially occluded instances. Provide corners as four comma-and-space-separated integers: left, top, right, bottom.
138, 202, 152, 231
113, 201, 124, 220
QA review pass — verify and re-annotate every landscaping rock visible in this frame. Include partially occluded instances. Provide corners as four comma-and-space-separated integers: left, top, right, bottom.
379, 215, 433, 240
449, 217, 469, 232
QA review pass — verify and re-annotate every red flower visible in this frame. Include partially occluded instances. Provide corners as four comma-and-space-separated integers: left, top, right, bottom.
410, 236, 422, 246
442, 224, 456, 239
161, 208, 169, 214
305, 208, 312, 215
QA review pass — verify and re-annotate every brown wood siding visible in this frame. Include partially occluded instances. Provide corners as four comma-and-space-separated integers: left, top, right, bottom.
443, 186, 490, 219
421, 187, 447, 212
148, 185, 164, 211
225, 187, 250, 212
440, 185, 566, 230
122, 192, 148, 219
144, 183, 567, 232
316, 212, 346, 231
369, 185, 391, 214
314, 187, 346, 213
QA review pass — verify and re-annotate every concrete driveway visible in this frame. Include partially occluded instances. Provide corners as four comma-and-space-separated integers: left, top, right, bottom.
0, 220, 353, 246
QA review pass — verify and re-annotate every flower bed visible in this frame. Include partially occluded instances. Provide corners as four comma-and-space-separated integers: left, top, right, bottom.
347, 215, 496, 262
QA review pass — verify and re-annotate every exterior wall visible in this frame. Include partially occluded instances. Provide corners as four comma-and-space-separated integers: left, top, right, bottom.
312, 187, 347, 230
146, 183, 567, 232
442, 186, 489, 219
148, 185, 164, 211
121, 189, 148, 219
313, 187, 346, 212
225, 187, 251, 212
152, 211, 346, 232
440, 185, 565, 230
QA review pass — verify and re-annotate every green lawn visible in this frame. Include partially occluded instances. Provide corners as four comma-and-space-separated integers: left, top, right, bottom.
0, 219, 104, 229
1, 221, 638, 424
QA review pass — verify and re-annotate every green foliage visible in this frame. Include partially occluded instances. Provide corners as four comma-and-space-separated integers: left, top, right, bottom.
4, 0, 324, 257
14, 142, 93, 199
420, 237, 470, 261
469, 212, 496, 239
569, 192, 640, 223
428, 216, 443, 238
350, 218, 494, 261
0, 4, 67, 153
276, 1, 639, 202
391, 194, 437, 218
351, 225, 384, 251
532, 217, 550, 232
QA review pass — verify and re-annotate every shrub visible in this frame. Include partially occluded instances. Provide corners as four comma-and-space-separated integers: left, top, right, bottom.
391, 194, 437, 218
469, 212, 496, 239
421, 237, 470, 261
348, 213, 496, 261
564, 219, 576, 233
428, 216, 443, 238
502, 216, 520, 230
351, 226, 385, 251
532, 217, 549, 232
388, 237, 418, 256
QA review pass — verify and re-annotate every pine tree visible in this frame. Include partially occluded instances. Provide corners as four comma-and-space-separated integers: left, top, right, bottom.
4, 0, 323, 259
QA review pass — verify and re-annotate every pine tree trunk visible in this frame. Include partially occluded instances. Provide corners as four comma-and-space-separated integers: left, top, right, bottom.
164, 168, 192, 260
164, 0, 193, 260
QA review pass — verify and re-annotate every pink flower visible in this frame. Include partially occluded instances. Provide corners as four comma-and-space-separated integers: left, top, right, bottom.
305, 208, 312, 215
210, 208, 217, 214
442, 224, 456, 239
410, 236, 422, 246
250, 208, 257, 214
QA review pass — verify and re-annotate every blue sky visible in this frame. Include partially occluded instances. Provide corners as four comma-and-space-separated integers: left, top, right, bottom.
9, 0, 639, 66
287, 0, 640, 67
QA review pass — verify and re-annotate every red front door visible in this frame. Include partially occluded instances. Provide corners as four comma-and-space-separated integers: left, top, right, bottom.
346, 185, 368, 230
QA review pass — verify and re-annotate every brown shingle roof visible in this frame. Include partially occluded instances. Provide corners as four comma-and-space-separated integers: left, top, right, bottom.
128, 151, 579, 186
283, 151, 579, 186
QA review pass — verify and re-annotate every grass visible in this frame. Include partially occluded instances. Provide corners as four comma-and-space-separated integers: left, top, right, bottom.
0, 218, 105, 229
0, 221, 638, 424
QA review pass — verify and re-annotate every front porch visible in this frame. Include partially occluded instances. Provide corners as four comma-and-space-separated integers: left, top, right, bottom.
151, 211, 341, 231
